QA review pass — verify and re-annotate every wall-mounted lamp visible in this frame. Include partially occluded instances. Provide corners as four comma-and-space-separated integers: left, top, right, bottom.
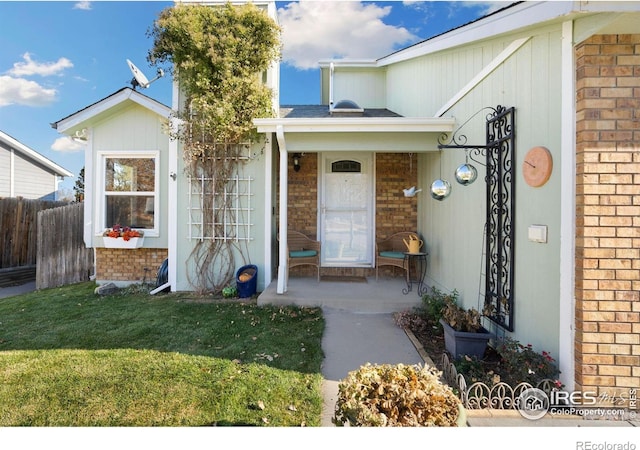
292, 153, 302, 172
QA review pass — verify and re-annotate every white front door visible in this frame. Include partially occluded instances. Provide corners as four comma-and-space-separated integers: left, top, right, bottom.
319, 153, 374, 267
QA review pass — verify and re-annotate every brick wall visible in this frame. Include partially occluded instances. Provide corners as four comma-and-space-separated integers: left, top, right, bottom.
283, 152, 418, 278
96, 247, 168, 284
287, 154, 319, 239
375, 153, 418, 240
375, 153, 419, 278
575, 34, 640, 402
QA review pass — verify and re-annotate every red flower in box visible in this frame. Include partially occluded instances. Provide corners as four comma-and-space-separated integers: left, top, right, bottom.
103, 224, 144, 240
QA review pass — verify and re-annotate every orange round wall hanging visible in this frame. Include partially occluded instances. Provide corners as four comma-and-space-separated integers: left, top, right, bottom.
522, 146, 553, 187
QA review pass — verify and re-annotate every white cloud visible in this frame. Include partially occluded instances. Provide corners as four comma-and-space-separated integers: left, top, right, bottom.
0, 75, 57, 107
278, 2, 416, 70
8, 53, 73, 77
73, 1, 92, 10
51, 137, 86, 153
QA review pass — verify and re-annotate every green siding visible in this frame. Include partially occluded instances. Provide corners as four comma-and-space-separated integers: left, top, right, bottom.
383, 25, 566, 358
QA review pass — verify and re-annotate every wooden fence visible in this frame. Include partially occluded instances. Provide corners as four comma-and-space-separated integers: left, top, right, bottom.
36, 203, 94, 289
0, 197, 66, 269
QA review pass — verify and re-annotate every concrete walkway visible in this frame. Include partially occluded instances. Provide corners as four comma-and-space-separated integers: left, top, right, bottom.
0, 280, 36, 299
317, 305, 639, 427
320, 308, 424, 426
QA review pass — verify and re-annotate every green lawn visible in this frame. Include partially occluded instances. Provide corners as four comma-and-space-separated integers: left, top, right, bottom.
0, 282, 325, 426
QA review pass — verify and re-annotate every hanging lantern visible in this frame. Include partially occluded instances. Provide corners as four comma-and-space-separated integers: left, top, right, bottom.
430, 179, 451, 201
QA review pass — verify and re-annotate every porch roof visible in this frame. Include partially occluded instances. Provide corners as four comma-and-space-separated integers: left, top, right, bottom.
254, 105, 456, 134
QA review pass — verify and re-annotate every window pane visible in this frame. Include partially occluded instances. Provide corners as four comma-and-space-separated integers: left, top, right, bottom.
106, 196, 154, 229
105, 158, 155, 192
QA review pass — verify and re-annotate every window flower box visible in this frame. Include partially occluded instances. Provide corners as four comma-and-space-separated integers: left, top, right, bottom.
102, 225, 144, 249
103, 236, 144, 249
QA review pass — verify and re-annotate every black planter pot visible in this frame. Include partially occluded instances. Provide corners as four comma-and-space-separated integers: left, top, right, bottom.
439, 318, 495, 360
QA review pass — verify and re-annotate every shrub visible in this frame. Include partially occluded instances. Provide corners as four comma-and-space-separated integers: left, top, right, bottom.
420, 286, 453, 325
496, 338, 561, 386
222, 286, 237, 298
333, 363, 462, 427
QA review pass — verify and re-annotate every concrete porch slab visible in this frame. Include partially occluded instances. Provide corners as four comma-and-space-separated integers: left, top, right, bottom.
257, 276, 424, 313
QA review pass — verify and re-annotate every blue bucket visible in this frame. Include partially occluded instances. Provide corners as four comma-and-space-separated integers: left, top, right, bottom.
236, 264, 258, 298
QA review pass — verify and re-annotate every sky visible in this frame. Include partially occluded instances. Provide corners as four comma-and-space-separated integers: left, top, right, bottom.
0, 0, 506, 196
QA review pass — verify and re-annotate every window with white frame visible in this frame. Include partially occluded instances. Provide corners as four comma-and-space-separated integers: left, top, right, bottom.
99, 152, 159, 235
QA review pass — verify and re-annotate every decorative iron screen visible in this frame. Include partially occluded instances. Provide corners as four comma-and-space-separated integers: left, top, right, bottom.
484, 106, 515, 331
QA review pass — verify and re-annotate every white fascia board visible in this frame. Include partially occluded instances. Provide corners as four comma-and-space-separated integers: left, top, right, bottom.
377, 1, 576, 67
254, 117, 456, 134
0, 130, 73, 177
318, 60, 378, 69
54, 89, 172, 134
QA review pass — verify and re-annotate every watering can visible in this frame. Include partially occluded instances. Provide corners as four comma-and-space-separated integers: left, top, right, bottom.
403, 234, 423, 254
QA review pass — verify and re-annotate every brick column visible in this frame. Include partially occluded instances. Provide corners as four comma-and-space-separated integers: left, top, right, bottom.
575, 34, 640, 402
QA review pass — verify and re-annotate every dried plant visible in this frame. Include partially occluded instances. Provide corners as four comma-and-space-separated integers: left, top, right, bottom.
441, 294, 482, 333
333, 363, 462, 427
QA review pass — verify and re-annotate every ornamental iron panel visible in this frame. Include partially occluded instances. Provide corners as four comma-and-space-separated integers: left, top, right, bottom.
438, 105, 515, 331
484, 106, 515, 331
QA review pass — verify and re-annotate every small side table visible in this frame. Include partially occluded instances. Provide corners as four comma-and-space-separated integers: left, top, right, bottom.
402, 252, 428, 296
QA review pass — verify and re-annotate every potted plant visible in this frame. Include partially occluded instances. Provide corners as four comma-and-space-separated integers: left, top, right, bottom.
102, 224, 144, 249
438, 290, 494, 360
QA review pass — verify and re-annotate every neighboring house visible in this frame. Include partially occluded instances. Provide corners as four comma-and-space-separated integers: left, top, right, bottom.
0, 130, 73, 200
53, 1, 639, 402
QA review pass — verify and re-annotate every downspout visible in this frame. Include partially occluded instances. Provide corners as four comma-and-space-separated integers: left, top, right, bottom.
9, 148, 14, 197
559, 19, 576, 392
276, 125, 288, 294
263, 132, 273, 287
167, 79, 180, 292
83, 129, 96, 281
329, 62, 334, 111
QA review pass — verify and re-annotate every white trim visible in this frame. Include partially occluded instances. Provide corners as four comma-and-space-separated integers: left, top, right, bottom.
559, 19, 576, 392
254, 117, 455, 134
0, 130, 73, 178
435, 37, 531, 117
263, 135, 273, 285
276, 125, 288, 294
84, 130, 94, 247
9, 148, 15, 197
377, 1, 575, 67
54, 88, 171, 134
168, 81, 180, 293
95, 150, 160, 239
318, 60, 378, 69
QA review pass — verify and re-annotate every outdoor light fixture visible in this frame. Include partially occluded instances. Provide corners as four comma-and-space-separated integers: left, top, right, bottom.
292, 153, 302, 172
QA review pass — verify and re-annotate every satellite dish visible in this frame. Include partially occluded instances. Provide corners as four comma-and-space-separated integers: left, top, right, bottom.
126, 59, 164, 90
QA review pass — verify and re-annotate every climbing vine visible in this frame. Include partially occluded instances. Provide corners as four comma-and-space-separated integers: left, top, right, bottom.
148, 3, 281, 293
